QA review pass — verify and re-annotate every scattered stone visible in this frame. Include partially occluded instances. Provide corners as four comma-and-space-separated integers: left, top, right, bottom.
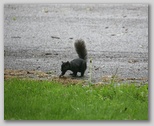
128, 59, 139, 63
44, 10, 48, 13
95, 67, 99, 70
45, 53, 52, 55
111, 34, 116, 36
46, 71, 52, 74
11, 36, 21, 38
51, 36, 60, 39
125, 29, 128, 33
42, 8, 49, 13
139, 45, 143, 48
102, 75, 112, 82
36, 66, 40, 69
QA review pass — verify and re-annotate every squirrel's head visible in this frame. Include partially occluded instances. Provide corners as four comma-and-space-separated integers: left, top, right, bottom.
61, 61, 70, 72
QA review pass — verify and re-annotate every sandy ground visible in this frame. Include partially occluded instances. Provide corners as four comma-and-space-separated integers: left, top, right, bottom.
4, 4, 148, 83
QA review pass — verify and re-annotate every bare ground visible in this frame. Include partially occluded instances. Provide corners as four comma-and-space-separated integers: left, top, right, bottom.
4, 4, 148, 84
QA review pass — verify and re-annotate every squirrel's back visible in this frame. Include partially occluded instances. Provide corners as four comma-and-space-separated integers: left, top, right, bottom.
74, 39, 87, 61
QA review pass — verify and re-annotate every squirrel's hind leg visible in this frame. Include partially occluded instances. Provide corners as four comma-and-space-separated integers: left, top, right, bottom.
71, 71, 77, 77
80, 71, 85, 77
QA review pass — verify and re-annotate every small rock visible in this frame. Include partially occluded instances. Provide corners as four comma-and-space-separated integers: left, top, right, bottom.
111, 34, 116, 36
128, 59, 139, 63
37, 66, 40, 69
95, 67, 99, 70
46, 71, 52, 74
51, 36, 60, 39
125, 29, 128, 33
43, 8, 49, 13
11, 36, 21, 38
45, 53, 52, 55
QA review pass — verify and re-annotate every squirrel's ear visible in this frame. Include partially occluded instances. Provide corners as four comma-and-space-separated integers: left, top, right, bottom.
62, 61, 64, 64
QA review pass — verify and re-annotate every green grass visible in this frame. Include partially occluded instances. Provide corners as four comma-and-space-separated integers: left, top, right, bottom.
4, 78, 148, 120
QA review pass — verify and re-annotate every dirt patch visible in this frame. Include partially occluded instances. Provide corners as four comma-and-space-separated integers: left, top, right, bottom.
4, 69, 49, 80
4, 69, 148, 86
4, 69, 87, 85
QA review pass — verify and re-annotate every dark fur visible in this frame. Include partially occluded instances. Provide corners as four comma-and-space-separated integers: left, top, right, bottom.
60, 39, 87, 77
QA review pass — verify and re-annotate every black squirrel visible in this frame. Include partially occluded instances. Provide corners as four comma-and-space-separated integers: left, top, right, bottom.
59, 39, 87, 77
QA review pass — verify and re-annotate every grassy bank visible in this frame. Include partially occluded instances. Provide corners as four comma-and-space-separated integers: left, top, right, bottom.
4, 78, 148, 120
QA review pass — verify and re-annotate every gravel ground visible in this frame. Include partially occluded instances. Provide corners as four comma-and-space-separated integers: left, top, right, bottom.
4, 4, 148, 83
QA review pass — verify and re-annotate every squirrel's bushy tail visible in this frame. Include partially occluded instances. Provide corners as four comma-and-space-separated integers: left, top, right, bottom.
74, 39, 87, 61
